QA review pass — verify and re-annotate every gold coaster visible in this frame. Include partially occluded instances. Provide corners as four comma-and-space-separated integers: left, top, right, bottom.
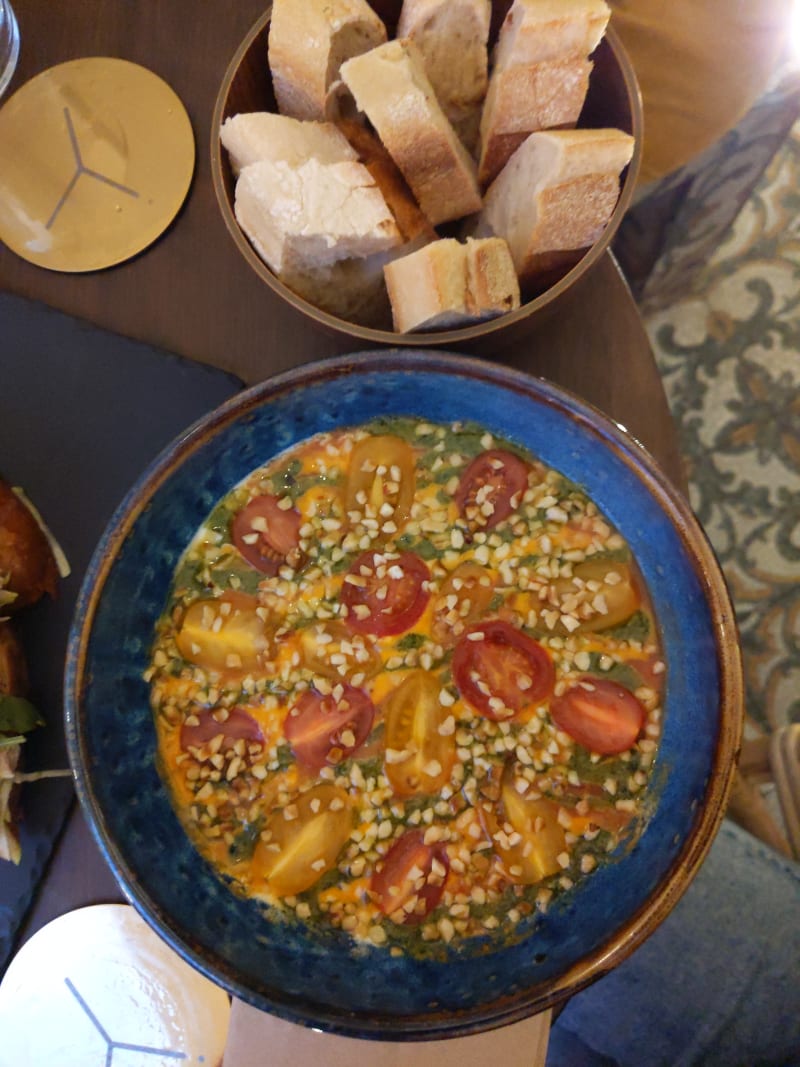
0, 57, 195, 272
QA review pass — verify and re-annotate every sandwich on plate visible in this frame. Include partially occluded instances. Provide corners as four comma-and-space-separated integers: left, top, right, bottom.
0, 478, 69, 864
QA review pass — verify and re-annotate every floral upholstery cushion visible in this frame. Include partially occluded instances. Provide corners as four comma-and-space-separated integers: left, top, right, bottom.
614, 72, 800, 314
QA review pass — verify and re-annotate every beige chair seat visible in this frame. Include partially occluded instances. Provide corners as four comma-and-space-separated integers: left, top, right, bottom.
609, 0, 792, 186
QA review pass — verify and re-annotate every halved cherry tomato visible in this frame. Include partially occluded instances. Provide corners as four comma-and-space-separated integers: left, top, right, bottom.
253, 783, 351, 897
344, 435, 416, 540
550, 560, 640, 633
340, 550, 430, 637
231, 494, 303, 574
180, 706, 263, 752
284, 684, 375, 771
298, 620, 382, 683
550, 677, 645, 755
480, 768, 567, 883
175, 591, 270, 674
431, 562, 496, 645
627, 651, 666, 691
452, 620, 554, 720
565, 800, 635, 836
371, 829, 449, 924
382, 670, 456, 796
455, 449, 529, 531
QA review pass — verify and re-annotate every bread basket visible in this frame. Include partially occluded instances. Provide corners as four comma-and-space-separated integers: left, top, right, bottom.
211, 2, 643, 350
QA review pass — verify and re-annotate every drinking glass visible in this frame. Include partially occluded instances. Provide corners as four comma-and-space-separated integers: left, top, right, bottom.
0, 0, 19, 99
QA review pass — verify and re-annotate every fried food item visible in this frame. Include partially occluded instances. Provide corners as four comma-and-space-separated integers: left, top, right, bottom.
0, 622, 28, 696
0, 478, 59, 611
0, 480, 65, 864
0, 622, 30, 864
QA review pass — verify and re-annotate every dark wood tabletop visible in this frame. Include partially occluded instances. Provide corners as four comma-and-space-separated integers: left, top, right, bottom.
1, 0, 686, 953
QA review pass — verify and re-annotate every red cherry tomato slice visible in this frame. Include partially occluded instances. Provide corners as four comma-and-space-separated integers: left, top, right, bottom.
453, 620, 554, 720
180, 707, 263, 751
284, 684, 375, 771
340, 550, 430, 637
627, 652, 666, 691
550, 677, 646, 755
455, 449, 529, 530
371, 829, 449, 924
231, 494, 302, 575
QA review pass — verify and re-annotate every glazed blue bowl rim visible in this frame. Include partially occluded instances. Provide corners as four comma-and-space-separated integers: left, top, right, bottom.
65, 349, 743, 1041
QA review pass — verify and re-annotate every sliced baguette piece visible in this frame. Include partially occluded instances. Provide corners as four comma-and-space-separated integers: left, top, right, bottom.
284, 232, 431, 328
478, 0, 610, 186
335, 118, 437, 244
478, 56, 592, 186
493, 0, 610, 70
220, 113, 357, 175
384, 236, 519, 332
465, 235, 521, 316
283, 254, 391, 328
475, 128, 634, 290
397, 0, 491, 152
234, 157, 401, 276
385, 238, 468, 332
268, 0, 387, 121
340, 39, 482, 226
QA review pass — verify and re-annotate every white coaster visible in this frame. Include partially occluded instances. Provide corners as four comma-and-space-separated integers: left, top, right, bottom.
223, 998, 551, 1067
0, 904, 230, 1066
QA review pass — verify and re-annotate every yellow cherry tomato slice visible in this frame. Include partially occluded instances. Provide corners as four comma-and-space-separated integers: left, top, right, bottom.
382, 670, 456, 796
480, 769, 567, 884
551, 560, 640, 633
431, 561, 496, 645
344, 435, 416, 540
298, 620, 381, 683
175, 592, 270, 674
252, 783, 352, 897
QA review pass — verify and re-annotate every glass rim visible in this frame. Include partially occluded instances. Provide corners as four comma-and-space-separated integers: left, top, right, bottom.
0, 0, 20, 101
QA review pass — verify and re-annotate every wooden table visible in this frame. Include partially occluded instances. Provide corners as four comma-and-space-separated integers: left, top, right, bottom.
1, 0, 686, 953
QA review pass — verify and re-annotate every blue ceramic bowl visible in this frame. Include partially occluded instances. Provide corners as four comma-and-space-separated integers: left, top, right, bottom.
65, 351, 742, 1040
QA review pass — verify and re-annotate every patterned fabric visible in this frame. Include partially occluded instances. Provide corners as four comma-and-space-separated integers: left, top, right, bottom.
639, 120, 800, 739
614, 71, 800, 315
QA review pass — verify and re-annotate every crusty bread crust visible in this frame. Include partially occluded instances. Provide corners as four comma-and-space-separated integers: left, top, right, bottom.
530, 172, 621, 250
478, 0, 610, 187
475, 128, 633, 290
465, 236, 520, 313
269, 0, 387, 121
493, 0, 610, 69
384, 236, 519, 332
385, 238, 468, 331
397, 0, 491, 151
340, 39, 482, 226
220, 113, 357, 175
478, 56, 592, 186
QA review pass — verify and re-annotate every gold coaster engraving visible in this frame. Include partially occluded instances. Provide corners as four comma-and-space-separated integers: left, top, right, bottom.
0, 58, 195, 272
